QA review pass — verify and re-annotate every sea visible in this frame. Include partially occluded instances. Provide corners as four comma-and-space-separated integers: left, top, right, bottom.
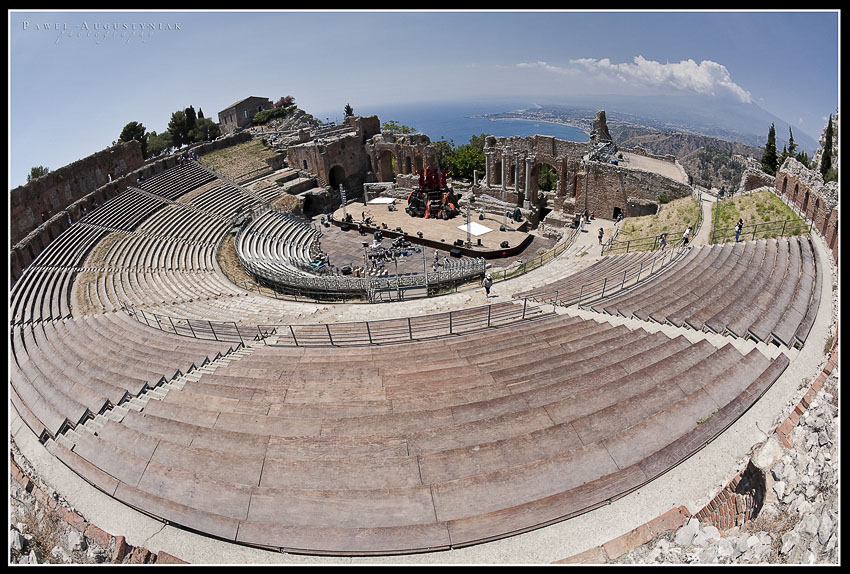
317, 99, 589, 147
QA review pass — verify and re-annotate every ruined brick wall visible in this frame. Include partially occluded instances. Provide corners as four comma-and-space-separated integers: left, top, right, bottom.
775, 157, 838, 264
739, 167, 775, 193
10, 141, 144, 245
574, 161, 693, 219
285, 116, 387, 194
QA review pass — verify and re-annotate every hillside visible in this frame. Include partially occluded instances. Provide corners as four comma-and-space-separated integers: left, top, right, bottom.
609, 125, 763, 193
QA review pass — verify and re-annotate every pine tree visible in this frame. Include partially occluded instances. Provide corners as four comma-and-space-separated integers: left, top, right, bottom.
761, 123, 778, 175
344, 103, 354, 117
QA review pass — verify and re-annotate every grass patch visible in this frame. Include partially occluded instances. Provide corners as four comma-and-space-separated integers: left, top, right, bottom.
615, 196, 700, 251
711, 190, 808, 244
199, 139, 277, 181
216, 233, 258, 290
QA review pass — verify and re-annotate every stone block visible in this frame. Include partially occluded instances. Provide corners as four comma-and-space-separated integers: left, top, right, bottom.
603, 524, 653, 560
553, 545, 608, 564
84, 524, 111, 549
648, 506, 689, 536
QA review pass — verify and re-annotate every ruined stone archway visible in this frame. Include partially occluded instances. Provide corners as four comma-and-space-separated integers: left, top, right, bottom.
328, 165, 346, 191
530, 161, 560, 219
376, 150, 397, 183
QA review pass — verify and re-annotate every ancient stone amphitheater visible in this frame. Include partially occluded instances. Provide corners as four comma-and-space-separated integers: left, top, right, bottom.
9, 148, 837, 563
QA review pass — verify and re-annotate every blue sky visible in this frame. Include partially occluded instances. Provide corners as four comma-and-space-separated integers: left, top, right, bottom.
8, 10, 840, 188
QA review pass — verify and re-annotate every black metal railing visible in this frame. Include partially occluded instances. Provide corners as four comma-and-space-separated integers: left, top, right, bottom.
121, 297, 552, 347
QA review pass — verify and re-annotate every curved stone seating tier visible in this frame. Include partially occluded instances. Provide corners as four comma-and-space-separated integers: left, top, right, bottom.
590, 237, 820, 347
515, 247, 686, 307
29, 313, 790, 554
11, 224, 109, 324
187, 183, 263, 219
135, 160, 217, 201
10, 311, 239, 442
236, 211, 319, 276
78, 189, 170, 231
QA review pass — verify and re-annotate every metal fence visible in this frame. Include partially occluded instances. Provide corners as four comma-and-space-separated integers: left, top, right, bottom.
573, 243, 689, 308
234, 208, 486, 302
122, 298, 551, 347
602, 197, 704, 256
491, 224, 580, 284
710, 217, 812, 244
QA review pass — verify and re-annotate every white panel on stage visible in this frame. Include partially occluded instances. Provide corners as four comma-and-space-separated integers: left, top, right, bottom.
367, 197, 396, 204
457, 221, 493, 236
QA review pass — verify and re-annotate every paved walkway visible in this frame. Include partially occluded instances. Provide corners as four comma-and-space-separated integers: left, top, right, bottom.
692, 192, 716, 247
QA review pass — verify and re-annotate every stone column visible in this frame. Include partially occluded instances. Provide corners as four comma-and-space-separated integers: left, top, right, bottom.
501, 151, 507, 192
525, 155, 534, 199
473, 170, 478, 186
484, 151, 491, 186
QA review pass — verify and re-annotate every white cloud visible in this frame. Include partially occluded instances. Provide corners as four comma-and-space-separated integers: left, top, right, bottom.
517, 56, 752, 103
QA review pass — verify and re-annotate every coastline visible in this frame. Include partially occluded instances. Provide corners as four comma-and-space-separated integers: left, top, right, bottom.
470, 114, 589, 141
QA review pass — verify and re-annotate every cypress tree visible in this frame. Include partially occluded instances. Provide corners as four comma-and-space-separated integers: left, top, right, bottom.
762, 122, 778, 175
820, 114, 833, 178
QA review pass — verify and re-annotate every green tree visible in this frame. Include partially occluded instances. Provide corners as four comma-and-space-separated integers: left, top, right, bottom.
184, 106, 198, 140
27, 165, 50, 182
382, 120, 416, 134
192, 117, 220, 142
795, 150, 810, 168
787, 126, 797, 157
147, 130, 173, 157
344, 103, 354, 117
197, 108, 204, 119
168, 110, 190, 147
761, 122, 778, 175
118, 121, 149, 158
537, 164, 557, 192
433, 134, 486, 180
820, 114, 834, 181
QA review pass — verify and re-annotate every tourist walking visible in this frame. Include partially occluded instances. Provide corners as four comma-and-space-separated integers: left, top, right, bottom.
483, 273, 493, 297
735, 218, 744, 242
659, 232, 667, 249
682, 226, 692, 247
598, 227, 604, 245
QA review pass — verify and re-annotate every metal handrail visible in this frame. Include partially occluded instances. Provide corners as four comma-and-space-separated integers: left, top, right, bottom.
710, 217, 812, 244
569, 243, 689, 308
120, 297, 550, 347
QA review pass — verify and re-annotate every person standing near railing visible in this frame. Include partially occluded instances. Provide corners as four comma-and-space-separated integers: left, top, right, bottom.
682, 226, 692, 247
659, 232, 668, 249
735, 219, 743, 242
483, 273, 493, 297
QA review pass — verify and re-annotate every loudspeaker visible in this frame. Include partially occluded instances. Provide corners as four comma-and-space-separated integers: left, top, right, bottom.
340, 223, 349, 231
500, 241, 510, 248
341, 266, 352, 275
449, 247, 462, 258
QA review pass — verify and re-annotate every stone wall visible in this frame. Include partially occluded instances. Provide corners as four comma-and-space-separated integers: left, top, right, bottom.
739, 167, 775, 193
286, 115, 382, 196
10, 132, 252, 281
10, 141, 144, 245
574, 161, 693, 219
775, 157, 839, 264
366, 130, 439, 184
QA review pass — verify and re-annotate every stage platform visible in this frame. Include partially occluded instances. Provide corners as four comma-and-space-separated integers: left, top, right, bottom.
331, 200, 534, 260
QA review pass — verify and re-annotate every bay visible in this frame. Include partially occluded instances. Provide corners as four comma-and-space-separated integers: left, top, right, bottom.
319, 99, 589, 147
